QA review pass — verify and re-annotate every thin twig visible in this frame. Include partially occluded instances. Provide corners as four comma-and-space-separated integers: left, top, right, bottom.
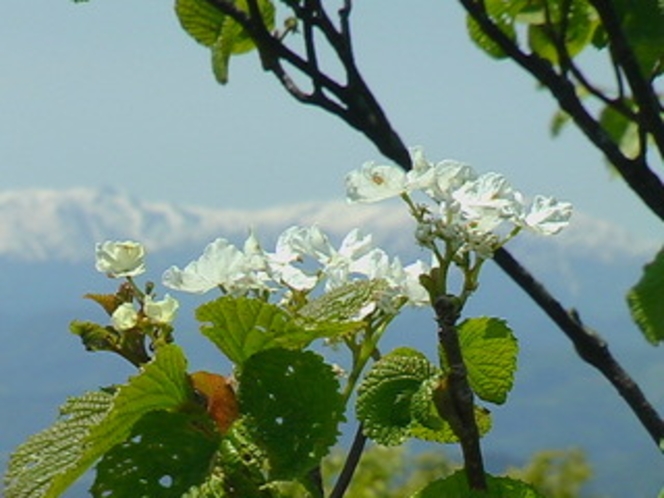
329, 425, 367, 498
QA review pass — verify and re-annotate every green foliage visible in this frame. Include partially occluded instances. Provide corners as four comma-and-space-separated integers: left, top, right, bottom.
175, 0, 227, 47
323, 445, 455, 498
4, 391, 113, 498
238, 348, 345, 480
627, 247, 664, 344
598, 104, 640, 159
91, 410, 219, 497
466, 0, 527, 59
611, 0, 664, 77
412, 377, 492, 444
356, 348, 492, 445
468, 1, 600, 65
193, 422, 275, 498
197, 296, 321, 365
175, 0, 275, 84
5, 344, 192, 497
525, 1, 599, 65
507, 449, 593, 498
444, 317, 518, 405
297, 279, 386, 328
182, 473, 227, 498
357, 348, 440, 445
411, 469, 544, 498
70, 320, 120, 353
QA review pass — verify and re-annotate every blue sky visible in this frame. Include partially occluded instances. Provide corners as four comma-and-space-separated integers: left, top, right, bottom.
1, 0, 661, 241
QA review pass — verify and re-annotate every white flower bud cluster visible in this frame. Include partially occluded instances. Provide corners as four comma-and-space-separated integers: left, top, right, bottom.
95, 241, 180, 331
345, 147, 573, 258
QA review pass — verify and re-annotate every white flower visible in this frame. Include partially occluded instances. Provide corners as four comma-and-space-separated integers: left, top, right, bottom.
404, 146, 437, 192
427, 160, 477, 202
320, 229, 376, 289
144, 294, 179, 324
111, 302, 138, 331
95, 241, 146, 278
520, 195, 573, 235
266, 226, 320, 290
346, 162, 407, 203
356, 250, 430, 309
162, 238, 248, 294
452, 172, 521, 229
400, 260, 431, 306
243, 230, 269, 272
347, 246, 390, 280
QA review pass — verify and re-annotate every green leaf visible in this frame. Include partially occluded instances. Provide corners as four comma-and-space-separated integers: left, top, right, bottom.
238, 348, 344, 480
295, 280, 386, 341
627, 247, 664, 344
612, 0, 664, 77
443, 317, 518, 405
599, 103, 641, 159
526, 1, 598, 65
356, 348, 440, 445
411, 469, 544, 498
18, 344, 192, 497
177, 0, 275, 84
197, 296, 328, 365
225, 0, 275, 55
91, 410, 219, 497
184, 421, 272, 498
182, 473, 227, 498
466, 0, 527, 59
211, 422, 275, 498
549, 108, 571, 137
409, 377, 492, 444
70, 320, 119, 353
299, 279, 387, 323
211, 35, 233, 85
4, 391, 114, 498
175, 0, 227, 47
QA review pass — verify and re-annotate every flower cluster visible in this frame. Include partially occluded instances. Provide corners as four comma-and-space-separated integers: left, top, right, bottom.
95, 241, 179, 332
161, 226, 430, 311
346, 147, 572, 258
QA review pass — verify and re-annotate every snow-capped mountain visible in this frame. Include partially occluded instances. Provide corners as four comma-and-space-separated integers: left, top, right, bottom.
0, 186, 658, 263
0, 187, 414, 262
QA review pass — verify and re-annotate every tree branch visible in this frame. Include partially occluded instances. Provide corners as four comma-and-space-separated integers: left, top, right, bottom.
587, 0, 664, 158
458, 0, 664, 222
434, 295, 487, 490
204, 0, 410, 167
329, 424, 367, 498
493, 247, 664, 446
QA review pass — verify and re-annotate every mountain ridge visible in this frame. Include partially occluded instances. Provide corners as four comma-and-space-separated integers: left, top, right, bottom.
0, 186, 658, 264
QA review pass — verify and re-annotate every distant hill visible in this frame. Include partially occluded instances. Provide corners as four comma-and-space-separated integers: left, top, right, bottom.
1, 187, 662, 497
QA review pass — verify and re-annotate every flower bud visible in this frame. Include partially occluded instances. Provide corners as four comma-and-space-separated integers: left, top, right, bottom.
111, 302, 139, 331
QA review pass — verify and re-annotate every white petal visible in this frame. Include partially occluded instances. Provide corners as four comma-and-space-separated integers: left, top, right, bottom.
346, 162, 407, 203
144, 294, 179, 324
522, 195, 573, 235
